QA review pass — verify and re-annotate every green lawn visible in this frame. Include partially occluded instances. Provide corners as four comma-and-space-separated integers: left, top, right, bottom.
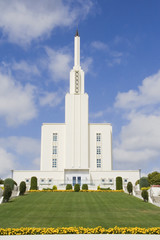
0, 192, 160, 228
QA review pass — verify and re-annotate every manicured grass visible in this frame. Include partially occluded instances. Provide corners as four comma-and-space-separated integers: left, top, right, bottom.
0, 192, 160, 228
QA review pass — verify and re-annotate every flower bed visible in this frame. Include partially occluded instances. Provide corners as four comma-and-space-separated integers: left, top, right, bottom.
0, 226, 160, 235
28, 189, 124, 193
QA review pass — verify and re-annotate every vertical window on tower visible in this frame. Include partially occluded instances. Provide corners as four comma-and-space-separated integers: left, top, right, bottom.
53, 133, 58, 141
97, 146, 101, 154
75, 71, 79, 94
97, 159, 101, 168
96, 133, 101, 142
53, 146, 57, 154
52, 159, 57, 168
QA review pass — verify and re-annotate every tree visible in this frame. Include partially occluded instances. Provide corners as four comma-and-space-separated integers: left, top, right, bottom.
30, 176, 38, 190
3, 184, 12, 202
19, 181, 26, 195
139, 177, 150, 189
127, 182, 133, 195
4, 178, 17, 190
0, 178, 4, 184
148, 171, 160, 185
141, 189, 148, 202
116, 176, 123, 190
151, 173, 160, 185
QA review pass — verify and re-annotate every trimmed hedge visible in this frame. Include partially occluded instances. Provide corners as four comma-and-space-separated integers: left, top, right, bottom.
52, 185, 57, 190
141, 189, 148, 202
3, 184, 12, 202
66, 184, 72, 190
74, 184, 80, 192
19, 181, 26, 195
127, 182, 133, 195
116, 176, 123, 190
4, 178, 17, 190
30, 177, 38, 190
82, 184, 88, 190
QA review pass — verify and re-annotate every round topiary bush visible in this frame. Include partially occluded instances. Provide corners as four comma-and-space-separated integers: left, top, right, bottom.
3, 184, 12, 202
30, 176, 38, 190
139, 177, 150, 189
4, 178, 17, 190
127, 182, 133, 195
19, 181, 26, 195
74, 184, 80, 192
116, 176, 123, 190
52, 185, 57, 190
141, 189, 148, 202
82, 184, 88, 190
66, 184, 72, 190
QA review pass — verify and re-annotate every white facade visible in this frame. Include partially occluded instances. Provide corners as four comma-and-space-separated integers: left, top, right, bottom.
13, 31, 140, 189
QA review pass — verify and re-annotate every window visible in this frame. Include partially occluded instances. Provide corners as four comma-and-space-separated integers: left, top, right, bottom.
109, 179, 113, 183
53, 133, 58, 141
97, 146, 101, 154
124, 179, 128, 183
53, 146, 57, 154
48, 179, 52, 183
96, 133, 101, 142
52, 158, 57, 168
41, 179, 45, 183
75, 71, 79, 93
101, 178, 105, 183
25, 179, 29, 183
97, 159, 101, 168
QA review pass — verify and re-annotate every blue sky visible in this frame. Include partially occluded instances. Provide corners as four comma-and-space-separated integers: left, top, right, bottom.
0, 0, 160, 179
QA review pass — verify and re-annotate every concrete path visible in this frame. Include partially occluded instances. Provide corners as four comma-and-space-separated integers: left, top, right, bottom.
0, 235, 160, 240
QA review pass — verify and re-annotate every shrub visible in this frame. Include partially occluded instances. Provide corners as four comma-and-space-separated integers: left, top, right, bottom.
52, 185, 57, 190
66, 184, 72, 190
82, 184, 88, 190
100, 187, 112, 190
3, 184, 12, 202
97, 185, 100, 190
141, 189, 148, 202
127, 182, 133, 195
43, 188, 52, 190
141, 187, 150, 190
139, 177, 150, 189
19, 181, 26, 195
4, 178, 17, 190
116, 176, 123, 190
74, 184, 80, 192
30, 176, 38, 190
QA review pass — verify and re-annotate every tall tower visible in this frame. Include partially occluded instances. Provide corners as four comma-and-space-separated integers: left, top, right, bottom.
65, 30, 89, 169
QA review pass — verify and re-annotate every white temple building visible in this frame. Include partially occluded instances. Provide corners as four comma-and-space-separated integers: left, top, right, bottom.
13, 31, 140, 190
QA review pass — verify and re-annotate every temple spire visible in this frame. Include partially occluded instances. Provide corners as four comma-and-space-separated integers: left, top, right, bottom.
75, 29, 79, 37
74, 29, 80, 66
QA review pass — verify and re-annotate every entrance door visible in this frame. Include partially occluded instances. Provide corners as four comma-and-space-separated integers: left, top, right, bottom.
77, 176, 81, 186
73, 177, 76, 186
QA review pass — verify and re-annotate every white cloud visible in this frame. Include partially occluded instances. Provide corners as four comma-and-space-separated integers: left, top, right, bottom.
39, 90, 64, 107
45, 47, 72, 81
0, 137, 40, 178
0, 147, 15, 178
0, 0, 93, 45
91, 41, 109, 50
12, 60, 40, 76
0, 71, 37, 126
115, 71, 160, 109
114, 70, 160, 172
81, 57, 93, 73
